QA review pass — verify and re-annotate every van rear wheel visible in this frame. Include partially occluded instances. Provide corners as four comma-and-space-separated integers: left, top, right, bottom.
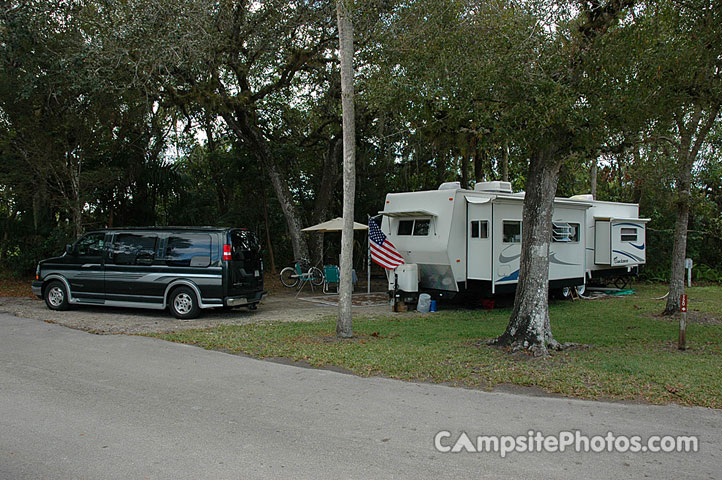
169, 287, 200, 319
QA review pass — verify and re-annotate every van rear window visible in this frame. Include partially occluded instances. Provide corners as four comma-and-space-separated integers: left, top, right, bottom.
230, 230, 259, 260
166, 234, 211, 267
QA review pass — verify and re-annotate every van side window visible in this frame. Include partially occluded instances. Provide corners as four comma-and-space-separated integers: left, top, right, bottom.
75, 233, 105, 257
110, 234, 157, 265
621, 227, 637, 242
503, 221, 521, 243
166, 234, 211, 267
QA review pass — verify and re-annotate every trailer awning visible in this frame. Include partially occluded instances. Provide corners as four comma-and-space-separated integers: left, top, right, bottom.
378, 210, 436, 217
465, 196, 492, 204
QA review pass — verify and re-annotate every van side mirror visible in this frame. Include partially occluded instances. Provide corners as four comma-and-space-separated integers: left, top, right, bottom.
65, 244, 73, 255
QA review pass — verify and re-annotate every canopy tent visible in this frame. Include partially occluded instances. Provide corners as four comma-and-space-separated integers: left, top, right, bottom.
302, 217, 370, 294
301, 217, 368, 232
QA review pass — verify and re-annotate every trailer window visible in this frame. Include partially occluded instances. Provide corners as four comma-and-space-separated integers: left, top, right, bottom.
503, 221, 521, 243
470, 220, 488, 239
621, 228, 637, 242
398, 220, 413, 235
398, 219, 430, 236
413, 219, 430, 236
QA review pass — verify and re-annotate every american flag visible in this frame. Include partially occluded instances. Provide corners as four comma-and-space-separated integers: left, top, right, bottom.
369, 217, 404, 269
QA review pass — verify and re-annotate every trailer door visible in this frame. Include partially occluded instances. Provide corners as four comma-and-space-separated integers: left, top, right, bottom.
466, 198, 492, 280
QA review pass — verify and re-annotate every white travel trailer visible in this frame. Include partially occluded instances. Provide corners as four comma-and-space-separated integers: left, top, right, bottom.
379, 182, 648, 299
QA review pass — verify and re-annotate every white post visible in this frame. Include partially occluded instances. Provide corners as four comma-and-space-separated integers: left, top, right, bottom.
685, 258, 693, 288
367, 226, 371, 294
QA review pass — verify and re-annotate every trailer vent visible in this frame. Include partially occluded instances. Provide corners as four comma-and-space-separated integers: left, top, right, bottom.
438, 181, 461, 190
474, 181, 512, 193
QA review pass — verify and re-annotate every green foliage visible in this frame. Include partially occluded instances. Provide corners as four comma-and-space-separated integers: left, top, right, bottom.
1, 0, 721, 280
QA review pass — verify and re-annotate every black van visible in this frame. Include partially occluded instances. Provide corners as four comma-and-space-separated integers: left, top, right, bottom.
31, 227, 266, 319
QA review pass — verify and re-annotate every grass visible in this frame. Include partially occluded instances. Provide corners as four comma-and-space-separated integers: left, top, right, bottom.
98, 282, 722, 408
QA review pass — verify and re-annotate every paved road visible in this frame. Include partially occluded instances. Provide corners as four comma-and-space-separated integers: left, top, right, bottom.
1, 313, 719, 480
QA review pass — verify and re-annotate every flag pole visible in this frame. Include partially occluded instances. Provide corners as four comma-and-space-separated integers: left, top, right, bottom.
367, 214, 371, 295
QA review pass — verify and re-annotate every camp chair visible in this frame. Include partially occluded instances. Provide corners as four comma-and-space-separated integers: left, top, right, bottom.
295, 261, 316, 295
323, 265, 340, 294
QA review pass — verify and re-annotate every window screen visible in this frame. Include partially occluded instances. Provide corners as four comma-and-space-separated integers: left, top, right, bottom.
166, 234, 211, 267
503, 221, 521, 243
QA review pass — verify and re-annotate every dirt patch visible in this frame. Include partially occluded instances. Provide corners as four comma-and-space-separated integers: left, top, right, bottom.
0, 287, 391, 335
652, 310, 722, 326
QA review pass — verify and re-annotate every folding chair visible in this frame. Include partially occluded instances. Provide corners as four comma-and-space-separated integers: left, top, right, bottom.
295, 262, 315, 296
323, 265, 340, 294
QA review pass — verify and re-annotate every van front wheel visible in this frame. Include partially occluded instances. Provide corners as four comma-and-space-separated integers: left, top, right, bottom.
169, 287, 200, 319
44, 280, 70, 311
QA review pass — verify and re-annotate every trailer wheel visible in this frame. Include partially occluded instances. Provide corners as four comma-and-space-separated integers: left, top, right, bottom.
614, 276, 629, 289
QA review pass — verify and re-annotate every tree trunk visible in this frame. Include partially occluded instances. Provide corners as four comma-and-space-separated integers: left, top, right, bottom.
502, 142, 509, 183
590, 157, 597, 199
460, 153, 469, 189
664, 105, 719, 314
261, 188, 277, 274
336, 0, 355, 338
493, 148, 563, 356
221, 111, 310, 262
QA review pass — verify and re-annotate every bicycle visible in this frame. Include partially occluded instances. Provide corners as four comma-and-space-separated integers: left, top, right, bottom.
279, 258, 324, 289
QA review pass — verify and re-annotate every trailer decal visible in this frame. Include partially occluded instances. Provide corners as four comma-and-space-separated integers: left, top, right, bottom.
498, 269, 520, 282
549, 253, 580, 266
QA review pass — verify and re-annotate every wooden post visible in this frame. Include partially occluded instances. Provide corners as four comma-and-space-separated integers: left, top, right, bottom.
679, 294, 688, 351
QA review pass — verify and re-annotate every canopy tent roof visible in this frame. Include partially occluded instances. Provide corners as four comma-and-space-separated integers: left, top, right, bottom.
301, 217, 369, 232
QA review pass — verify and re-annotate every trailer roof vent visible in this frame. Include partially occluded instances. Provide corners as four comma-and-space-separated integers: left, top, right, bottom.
438, 181, 461, 190
474, 181, 512, 193
570, 194, 594, 201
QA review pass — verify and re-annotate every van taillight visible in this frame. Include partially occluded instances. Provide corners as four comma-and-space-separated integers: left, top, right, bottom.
223, 244, 232, 261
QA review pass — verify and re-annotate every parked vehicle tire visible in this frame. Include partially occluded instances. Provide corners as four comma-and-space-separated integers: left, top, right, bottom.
279, 267, 299, 288
44, 280, 70, 311
309, 267, 324, 286
169, 286, 200, 319
248, 303, 258, 311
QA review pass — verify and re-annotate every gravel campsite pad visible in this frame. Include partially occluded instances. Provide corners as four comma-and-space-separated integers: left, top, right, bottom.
0, 290, 391, 335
